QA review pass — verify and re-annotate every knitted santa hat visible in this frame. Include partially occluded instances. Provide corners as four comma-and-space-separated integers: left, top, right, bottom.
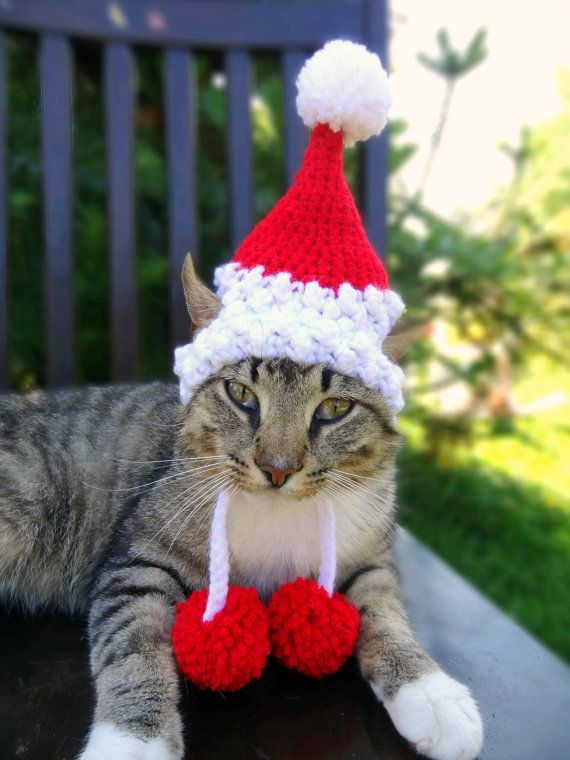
174, 39, 405, 415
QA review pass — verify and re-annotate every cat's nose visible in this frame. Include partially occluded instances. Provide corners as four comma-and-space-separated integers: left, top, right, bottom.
257, 462, 298, 488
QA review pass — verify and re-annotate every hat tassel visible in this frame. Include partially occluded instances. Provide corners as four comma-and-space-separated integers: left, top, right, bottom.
172, 490, 360, 690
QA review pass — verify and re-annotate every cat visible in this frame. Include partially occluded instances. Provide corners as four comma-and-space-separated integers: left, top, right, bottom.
0, 259, 483, 760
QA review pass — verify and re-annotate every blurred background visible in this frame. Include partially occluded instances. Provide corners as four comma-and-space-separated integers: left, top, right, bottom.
3, 1, 569, 661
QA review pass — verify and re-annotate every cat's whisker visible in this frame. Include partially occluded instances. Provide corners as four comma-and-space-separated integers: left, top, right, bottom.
326, 473, 393, 522
328, 480, 392, 519
328, 469, 385, 490
331, 468, 387, 483
82, 460, 229, 500
193, 479, 241, 543
327, 323, 358, 369
193, 480, 239, 537
326, 482, 372, 511
324, 478, 391, 521
107, 455, 227, 465
325, 479, 396, 544
328, 476, 388, 509
150, 466, 233, 523
157, 468, 232, 526
146, 419, 185, 428
164, 476, 234, 559
131, 470, 234, 558
188, 475, 239, 535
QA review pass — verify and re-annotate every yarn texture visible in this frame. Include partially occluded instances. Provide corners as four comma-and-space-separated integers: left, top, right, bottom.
174, 262, 405, 412
296, 40, 392, 147
173, 38, 406, 414
173, 586, 270, 691
233, 125, 389, 292
268, 578, 360, 677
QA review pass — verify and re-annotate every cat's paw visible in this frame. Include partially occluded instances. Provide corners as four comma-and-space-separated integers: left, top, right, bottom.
78, 723, 180, 760
376, 671, 483, 760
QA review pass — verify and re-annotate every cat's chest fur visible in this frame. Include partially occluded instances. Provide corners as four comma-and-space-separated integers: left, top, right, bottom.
226, 487, 377, 595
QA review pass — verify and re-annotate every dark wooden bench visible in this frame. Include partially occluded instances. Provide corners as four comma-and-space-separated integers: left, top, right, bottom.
1, 3, 569, 759
1, 530, 569, 759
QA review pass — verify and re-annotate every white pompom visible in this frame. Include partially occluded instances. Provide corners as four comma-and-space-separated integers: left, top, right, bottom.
296, 39, 391, 147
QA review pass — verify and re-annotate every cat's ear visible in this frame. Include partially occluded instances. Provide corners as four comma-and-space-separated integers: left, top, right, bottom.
383, 320, 429, 363
181, 254, 222, 336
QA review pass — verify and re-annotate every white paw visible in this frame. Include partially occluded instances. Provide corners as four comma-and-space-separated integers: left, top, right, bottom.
78, 723, 177, 760
375, 671, 483, 760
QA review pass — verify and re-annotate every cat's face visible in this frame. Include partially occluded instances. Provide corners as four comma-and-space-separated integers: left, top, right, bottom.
179, 357, 401, 501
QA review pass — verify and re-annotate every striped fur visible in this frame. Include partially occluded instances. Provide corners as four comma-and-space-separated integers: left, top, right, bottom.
0, 359, 482, 760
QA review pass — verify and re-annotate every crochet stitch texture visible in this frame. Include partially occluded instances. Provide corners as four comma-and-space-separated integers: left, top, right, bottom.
234, 125, 389, 292
174, 39, 405, 414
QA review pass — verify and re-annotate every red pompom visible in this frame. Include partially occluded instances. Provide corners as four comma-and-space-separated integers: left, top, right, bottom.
268, 578, 360, 677
173, 585, 270, 691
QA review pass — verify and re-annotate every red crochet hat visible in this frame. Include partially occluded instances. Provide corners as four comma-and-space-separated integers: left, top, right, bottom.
234, 123, 389, 292
175, 39, 404, 411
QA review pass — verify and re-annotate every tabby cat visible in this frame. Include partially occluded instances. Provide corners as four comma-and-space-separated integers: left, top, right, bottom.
0, 261, 483, 760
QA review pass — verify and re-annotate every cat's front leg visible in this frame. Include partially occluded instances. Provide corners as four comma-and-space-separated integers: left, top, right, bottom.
79, 560, 187, 760
344, 557, 484, 760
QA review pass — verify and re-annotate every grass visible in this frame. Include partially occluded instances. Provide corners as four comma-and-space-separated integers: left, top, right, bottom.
397, 363, 570, 663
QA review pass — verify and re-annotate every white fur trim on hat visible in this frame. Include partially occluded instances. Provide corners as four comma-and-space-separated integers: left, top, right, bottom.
296, 39, 392, 147
174, 264, 405, 414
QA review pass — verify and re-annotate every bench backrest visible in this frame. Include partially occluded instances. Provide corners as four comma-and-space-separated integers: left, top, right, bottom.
0, 0, 388, 388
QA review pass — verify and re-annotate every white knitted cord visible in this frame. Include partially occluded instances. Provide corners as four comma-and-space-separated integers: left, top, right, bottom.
203, 492, 336, 618
317, 500, 336, 596
203, 489, 231, 622
174, 264, 406, 414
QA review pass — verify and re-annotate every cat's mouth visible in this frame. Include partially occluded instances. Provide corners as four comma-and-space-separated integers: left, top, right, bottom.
228, 470, 329, 501
221, 453, 343, 500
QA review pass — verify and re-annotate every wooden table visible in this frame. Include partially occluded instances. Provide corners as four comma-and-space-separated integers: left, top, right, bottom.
2, 530, 569, 759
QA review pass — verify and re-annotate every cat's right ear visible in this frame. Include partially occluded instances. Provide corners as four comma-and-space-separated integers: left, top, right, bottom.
181, 254, 222, 337
383, 319, 429, 363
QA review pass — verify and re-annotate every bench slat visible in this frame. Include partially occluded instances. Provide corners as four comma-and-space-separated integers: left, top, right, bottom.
0, 1, 363, 48
104, 42, 137, 380
227, 49, 252, 251
0, 31, 7, 389
165, 48, 196, 347
40, 34, 75, 386
363, 0, 388, 259
282, 50, 307, 189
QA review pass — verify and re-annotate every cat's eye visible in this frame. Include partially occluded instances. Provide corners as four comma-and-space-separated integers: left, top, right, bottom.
226, 381, 259, 410
315, 398, 352, 422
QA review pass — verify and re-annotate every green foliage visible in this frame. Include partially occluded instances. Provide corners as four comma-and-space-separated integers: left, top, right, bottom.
389, 119, 417, 174
413, 29, 488, 203
418, 28, 488, 80
399, 397, 570, 662
497, 71, 570, 246
391, 54, 570, 660
7, 36, 43, 389
390, 68, 570, 412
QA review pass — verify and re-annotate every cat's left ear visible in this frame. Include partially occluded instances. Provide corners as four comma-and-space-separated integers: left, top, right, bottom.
383, 320, 429, 363
181, 254, 222, 336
